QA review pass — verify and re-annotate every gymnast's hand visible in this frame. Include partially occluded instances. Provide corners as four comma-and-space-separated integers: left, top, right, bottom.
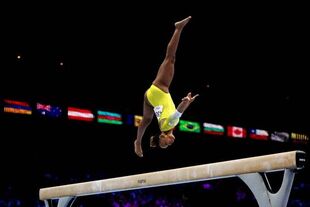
134, 140, 143, 157
177, 92, 199, 113
182, 92, 199, 103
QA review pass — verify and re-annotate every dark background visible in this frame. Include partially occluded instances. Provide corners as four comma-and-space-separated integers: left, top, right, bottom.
1, 2, 309, 206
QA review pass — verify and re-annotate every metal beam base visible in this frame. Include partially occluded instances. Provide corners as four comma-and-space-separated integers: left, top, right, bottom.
238, 169, 295, 207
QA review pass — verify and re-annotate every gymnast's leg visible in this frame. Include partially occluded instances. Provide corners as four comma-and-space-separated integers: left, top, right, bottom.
152, 16, 192, 92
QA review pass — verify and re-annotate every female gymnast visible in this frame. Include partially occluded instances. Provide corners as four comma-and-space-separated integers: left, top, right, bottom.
134, 16, 199, 157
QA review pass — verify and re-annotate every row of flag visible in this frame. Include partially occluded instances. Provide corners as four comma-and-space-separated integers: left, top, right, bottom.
179, 121, 308, 144
2, 99, 309, 144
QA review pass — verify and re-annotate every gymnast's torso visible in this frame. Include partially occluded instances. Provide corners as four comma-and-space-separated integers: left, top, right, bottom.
146, 84, 178, 131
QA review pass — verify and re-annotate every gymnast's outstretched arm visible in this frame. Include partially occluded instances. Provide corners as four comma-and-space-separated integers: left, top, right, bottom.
176, 92, 199, 113
134, 94, 154, 157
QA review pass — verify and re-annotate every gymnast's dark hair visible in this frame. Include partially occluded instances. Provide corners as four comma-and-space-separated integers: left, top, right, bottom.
150, 132, 161, 148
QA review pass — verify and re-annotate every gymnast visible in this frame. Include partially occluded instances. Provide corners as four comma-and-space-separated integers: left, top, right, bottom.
134, 16, 199, 157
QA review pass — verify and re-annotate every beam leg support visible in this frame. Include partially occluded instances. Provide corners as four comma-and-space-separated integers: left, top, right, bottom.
238, 169, 295, 207
43, 196, 76, 207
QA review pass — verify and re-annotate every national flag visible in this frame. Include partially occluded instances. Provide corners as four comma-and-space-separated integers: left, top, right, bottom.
270, 131, 289, 142
179, 120, 200, 133
125, 114, 134, 125
67, 107, 94, 121
249, 128, 269, 140
227, 126, 246, 138
203, 123, 224, 135
291, 133, 309, 144
3, 99, 32, 115
134, 115, 142, 127
36, 103, 62, 117
97, 110, 122, 125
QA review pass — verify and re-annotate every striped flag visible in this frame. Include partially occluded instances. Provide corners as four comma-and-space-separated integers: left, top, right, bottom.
67, 107, 94, 121
203, 123, 224, 135
227, 126, 246, 138
249, 128, 269, 140
4, 99, 32, 115
97, 110, 122, 125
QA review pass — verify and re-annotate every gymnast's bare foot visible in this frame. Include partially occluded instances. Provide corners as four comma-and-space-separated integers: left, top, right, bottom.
175, 16, 192, 30
134, 140, 143, 157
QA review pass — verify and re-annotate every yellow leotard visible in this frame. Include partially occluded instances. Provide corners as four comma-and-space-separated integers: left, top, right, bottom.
146, 84, 178, 131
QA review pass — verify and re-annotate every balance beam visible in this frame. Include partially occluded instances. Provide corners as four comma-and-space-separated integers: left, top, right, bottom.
39, 150, 306, 207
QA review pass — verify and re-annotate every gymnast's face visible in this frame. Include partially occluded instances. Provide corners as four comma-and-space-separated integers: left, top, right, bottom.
159, 130, 175, 149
